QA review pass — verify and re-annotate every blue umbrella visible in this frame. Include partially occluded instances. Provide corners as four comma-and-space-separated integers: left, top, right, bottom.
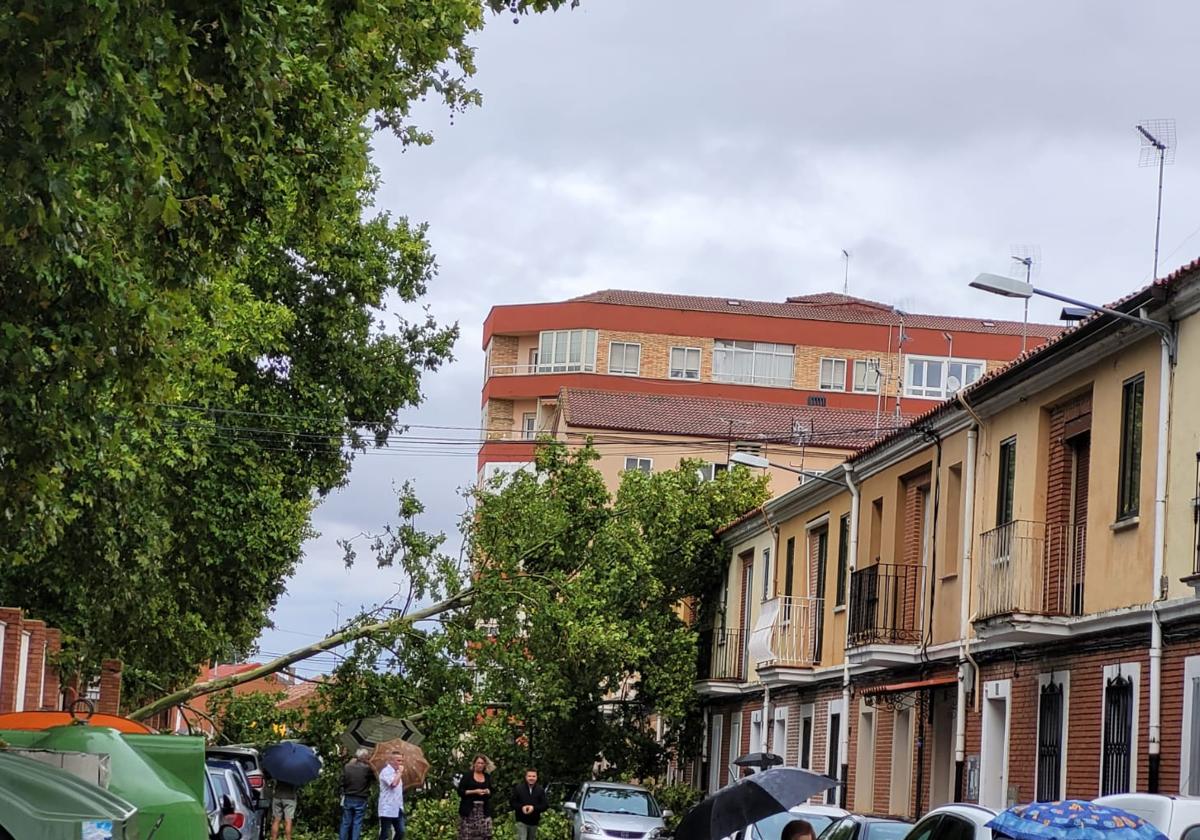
987, 801, 1167, 840
261, 742, 322, 787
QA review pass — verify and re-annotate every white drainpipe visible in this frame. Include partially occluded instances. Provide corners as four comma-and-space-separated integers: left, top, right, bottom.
1150, 327, 1174, 791
954, 425, 978, 798
840, 465, 860, 806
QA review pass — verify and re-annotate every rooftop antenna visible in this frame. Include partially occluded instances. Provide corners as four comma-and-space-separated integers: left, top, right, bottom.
842, 249, 851, 295
1010, 245, 1041, 353
1136, 119, 1176, 281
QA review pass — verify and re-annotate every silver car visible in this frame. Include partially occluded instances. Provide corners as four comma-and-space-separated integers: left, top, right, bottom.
564, 782, 671, 840
207, 767, 262, 840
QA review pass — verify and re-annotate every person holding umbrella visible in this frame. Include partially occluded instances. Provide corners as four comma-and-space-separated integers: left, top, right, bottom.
260, 742, 323, 840
378, 751, 406, 840
270, 778, 298, 840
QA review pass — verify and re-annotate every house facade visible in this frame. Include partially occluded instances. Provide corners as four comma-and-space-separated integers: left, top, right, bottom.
479, 290, 1059, 487
694, 258, 1200, 815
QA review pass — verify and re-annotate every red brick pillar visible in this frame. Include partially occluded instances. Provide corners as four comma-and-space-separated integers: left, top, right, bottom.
42, 628, 62, 710
96, 659, 123, 715
0, 608, 24, 713
23, 620, 46, 712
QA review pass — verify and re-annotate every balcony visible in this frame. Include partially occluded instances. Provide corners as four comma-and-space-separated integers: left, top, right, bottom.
489, 363, 596, 376
759, 596, 823, 668
848, 563, 924, 648
696, 628, 748, 694
975, 519, 1086, 640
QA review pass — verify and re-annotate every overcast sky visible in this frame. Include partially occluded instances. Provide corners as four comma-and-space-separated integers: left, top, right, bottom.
255, 1, 1200, 673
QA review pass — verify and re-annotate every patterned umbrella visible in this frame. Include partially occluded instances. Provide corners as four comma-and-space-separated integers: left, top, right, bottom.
987, 801, 1168, 840
368, 739, 431, 790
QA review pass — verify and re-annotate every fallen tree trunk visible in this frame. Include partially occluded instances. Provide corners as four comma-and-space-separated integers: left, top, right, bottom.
128, 587, 474, 722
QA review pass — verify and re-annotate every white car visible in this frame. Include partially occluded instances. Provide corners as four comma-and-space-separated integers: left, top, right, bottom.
1096, 794, 1200, 840
902, 804, 997, 840
563, 782, 670, 840
732, 803, 850, 840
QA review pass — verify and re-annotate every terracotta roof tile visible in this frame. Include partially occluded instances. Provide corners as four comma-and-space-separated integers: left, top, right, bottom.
560, 388, 901, 450
567, 289, 1063, 339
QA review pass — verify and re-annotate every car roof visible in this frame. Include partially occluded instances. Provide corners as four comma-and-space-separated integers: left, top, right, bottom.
921, 804, 997, 827
790, 804, 851, 817
582, 782, 651, 792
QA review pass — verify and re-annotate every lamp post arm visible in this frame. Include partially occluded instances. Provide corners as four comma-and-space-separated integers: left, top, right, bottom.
1031, 285, 1174, 346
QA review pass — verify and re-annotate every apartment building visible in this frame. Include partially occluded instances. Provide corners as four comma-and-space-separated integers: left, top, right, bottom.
693, 257, 1200, 816
479, 290, 1059, 488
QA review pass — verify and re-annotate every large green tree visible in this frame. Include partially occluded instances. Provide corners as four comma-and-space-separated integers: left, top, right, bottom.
0, 0, 572, 695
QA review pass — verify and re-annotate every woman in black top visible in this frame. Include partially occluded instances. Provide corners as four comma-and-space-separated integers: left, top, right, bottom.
457, 754, 494, 840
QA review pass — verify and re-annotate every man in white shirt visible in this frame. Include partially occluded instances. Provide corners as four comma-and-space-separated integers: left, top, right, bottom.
377, 751, 406, 840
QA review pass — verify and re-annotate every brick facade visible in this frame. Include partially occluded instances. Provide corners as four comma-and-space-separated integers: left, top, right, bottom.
0, 607, 77, 714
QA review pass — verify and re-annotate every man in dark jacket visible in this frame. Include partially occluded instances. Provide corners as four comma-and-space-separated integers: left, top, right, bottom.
339, 748, 376, 840
509, 768, 549, 840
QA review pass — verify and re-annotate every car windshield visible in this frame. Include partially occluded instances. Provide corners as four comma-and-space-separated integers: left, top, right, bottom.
582, 788, 660, 817
741, 812, 837, 839
866, 824, 911, 840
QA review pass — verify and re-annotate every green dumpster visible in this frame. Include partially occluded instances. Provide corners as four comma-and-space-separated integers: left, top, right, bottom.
0, 751, 138, 840
0, 724, 208, 840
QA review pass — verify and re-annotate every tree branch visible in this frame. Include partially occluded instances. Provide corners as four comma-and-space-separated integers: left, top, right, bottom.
128, 587, 474, 722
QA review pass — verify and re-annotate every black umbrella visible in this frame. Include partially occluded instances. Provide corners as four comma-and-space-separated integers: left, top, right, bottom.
733, 752, 785, 771
676, 767, 839, 840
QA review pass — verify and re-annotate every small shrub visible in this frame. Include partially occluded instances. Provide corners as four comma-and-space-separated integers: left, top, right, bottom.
646, 780, 701, 831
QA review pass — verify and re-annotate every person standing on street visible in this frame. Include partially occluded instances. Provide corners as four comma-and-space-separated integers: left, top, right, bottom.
340, 748, 376, 840
269, 778, 298, 840
456, 754, 495, 840
509, 768, 548, 840
378, 751, 406, 840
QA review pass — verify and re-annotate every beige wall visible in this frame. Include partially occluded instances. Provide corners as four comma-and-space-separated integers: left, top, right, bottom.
1166, 315, 1200, 589
969, 334, 1162, 616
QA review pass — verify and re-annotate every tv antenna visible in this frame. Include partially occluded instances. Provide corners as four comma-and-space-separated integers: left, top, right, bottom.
841, 249, 851, 295
1136, 119, 1176, 281
1010, 245, 1041, 352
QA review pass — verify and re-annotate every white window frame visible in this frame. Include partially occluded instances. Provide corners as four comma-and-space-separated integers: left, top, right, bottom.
853, 358, 882, 394
761, 547, 772, 601
729, 713, 743, 779
750, 709, 765, 754
708, 713, 724, 791
1035, 672, 1070, 802
15, 631, 30, 712
773, 706, 789, 765
712, 340, 795, 388
826, 697, 846, 804
904, 355, 985, 400
1100, 662, 1141, 795
521, 412, 537, 440
536, 329, 597, 373
607, 341, 641, 376
1182, 656, 1200, 795
669, 346, 702, 380
819, 357, 847, 391
798, 703, 815, 770
624, 456, 652, 474
697, 462, 728, 482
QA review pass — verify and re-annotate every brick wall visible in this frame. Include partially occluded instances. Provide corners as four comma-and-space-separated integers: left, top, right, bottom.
488, 335, 519, 369
23, 619, 46, 711
484, 399, 514, 439
0, 608, 83, 714
0, 607, 21, 712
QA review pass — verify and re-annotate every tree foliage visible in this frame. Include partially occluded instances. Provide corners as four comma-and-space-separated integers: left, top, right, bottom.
0, 0, 574, 694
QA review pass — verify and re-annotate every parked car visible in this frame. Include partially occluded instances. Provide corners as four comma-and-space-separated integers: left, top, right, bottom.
731, 803, 849, 839
208, 746, 270, 828
204, 769, 245, 840
901, 804, 997, 840
208, 766, 263, 840
563, 781, 671, 840
819, 814, 913, 840
1095, 794, 1200, 840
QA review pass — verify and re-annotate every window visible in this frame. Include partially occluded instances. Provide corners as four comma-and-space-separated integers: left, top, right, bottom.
729, 714, 743, 777
854, 358, 881, 393
784, 537, 796, 602
1036, 674, 1068, 801
608, 341, 641, 376
712, 340, 795, 387
624, 457, 652, 474
670, 346, 702, 380
761, 547, 772, 601
1101, 665, 1138, 796
819, 357, 847, 391
836, 514, 850, 606
697, 462, 728, 481
750, 709, 764, 754
772, 708, 788, 764
799, 705, 815, 769
521, 412, 537, 440
528, 348, 539, 368
905, 356, 984, 400
826, 703, 844, 804
1118, 374, 1144, 520
945, 464, 963, 576
537, 329, 597, 373
997, 437, 1017, 526
708, 713, 724, 792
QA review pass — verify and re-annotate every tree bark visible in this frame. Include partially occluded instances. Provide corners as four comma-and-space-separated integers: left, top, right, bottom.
128, 587, 474, 722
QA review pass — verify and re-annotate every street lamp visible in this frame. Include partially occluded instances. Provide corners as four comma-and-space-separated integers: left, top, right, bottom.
970, 270, 1174, 791
728, 451, 846, 487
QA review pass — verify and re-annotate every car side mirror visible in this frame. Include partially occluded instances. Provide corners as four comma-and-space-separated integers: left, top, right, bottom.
219, 827, 243, 840
662, 809, 673, 819
563, 802, 578, 812
221, 795, 236, 815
